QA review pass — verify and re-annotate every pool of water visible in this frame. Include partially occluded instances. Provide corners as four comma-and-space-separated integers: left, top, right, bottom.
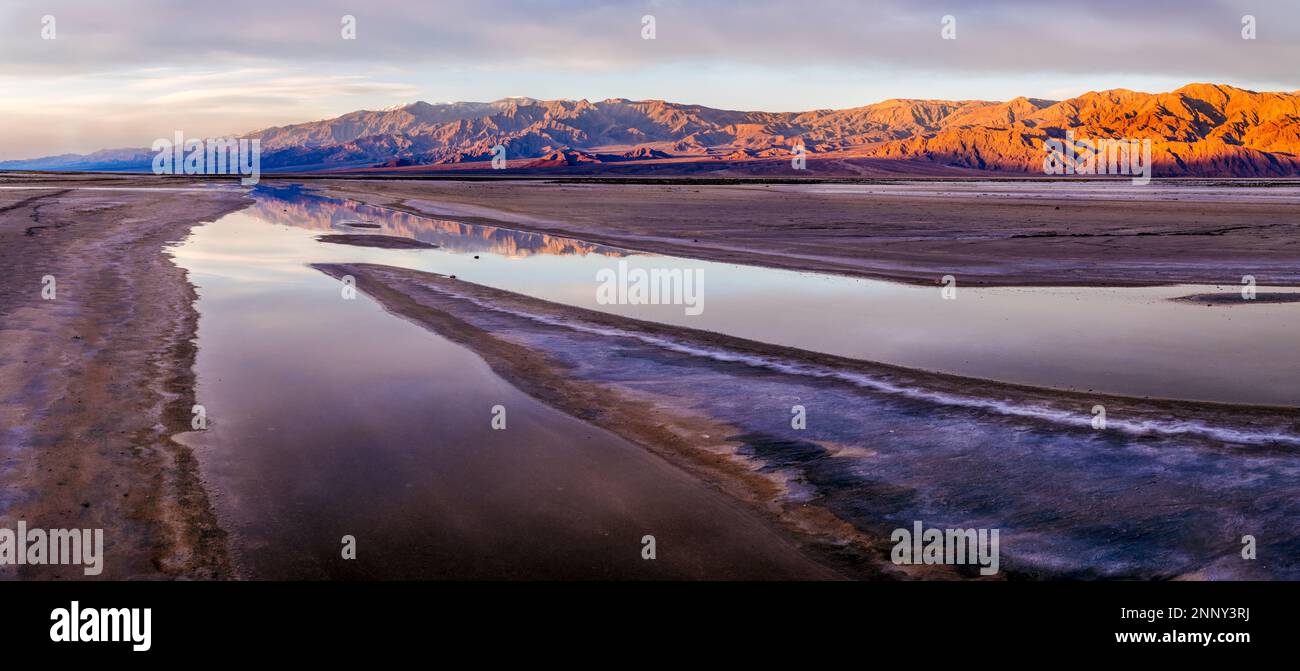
168, 208, 833, 579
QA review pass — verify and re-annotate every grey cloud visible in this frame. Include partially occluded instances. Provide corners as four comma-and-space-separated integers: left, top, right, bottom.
1, 0, 1296, 85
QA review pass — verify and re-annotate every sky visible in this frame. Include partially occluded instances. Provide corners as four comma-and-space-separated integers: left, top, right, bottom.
1, 0, 1297, 159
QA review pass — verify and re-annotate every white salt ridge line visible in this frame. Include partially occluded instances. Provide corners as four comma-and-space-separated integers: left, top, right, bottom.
413, 279, 1300, 447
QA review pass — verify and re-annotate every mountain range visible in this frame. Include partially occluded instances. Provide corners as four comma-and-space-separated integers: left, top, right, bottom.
5, 83, 1299, 177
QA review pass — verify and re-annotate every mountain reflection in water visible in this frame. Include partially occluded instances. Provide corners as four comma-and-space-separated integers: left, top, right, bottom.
248, 185, 624, 259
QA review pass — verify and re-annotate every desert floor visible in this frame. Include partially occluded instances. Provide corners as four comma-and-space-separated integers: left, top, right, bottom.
2, 173, 1297, 579
0, 175, 247, 578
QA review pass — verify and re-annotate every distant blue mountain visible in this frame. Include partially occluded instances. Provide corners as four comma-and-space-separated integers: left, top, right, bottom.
0, 147, 156, 171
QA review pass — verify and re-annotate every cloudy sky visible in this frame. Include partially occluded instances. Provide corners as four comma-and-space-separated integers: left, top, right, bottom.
1, 0, 1297, 159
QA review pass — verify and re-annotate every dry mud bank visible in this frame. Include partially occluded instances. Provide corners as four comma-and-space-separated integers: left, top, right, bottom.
0, 178, 249, 578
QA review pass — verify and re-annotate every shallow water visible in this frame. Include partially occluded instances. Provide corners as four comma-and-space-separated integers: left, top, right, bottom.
168, 210, 831, 579
247, 185, 1300, 406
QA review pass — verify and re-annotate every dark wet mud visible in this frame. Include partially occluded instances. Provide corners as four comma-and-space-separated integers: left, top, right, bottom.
316, 233, 438, 249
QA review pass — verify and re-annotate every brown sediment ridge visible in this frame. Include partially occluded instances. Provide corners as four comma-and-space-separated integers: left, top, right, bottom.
316, 263, 1300, 441
0, 176, 250, 579
312, 262, 920, 579
1173, 291, 1300, 305
313, 262, 1300, 579
313, 178, 1300, 288
315, 233, 438, 249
